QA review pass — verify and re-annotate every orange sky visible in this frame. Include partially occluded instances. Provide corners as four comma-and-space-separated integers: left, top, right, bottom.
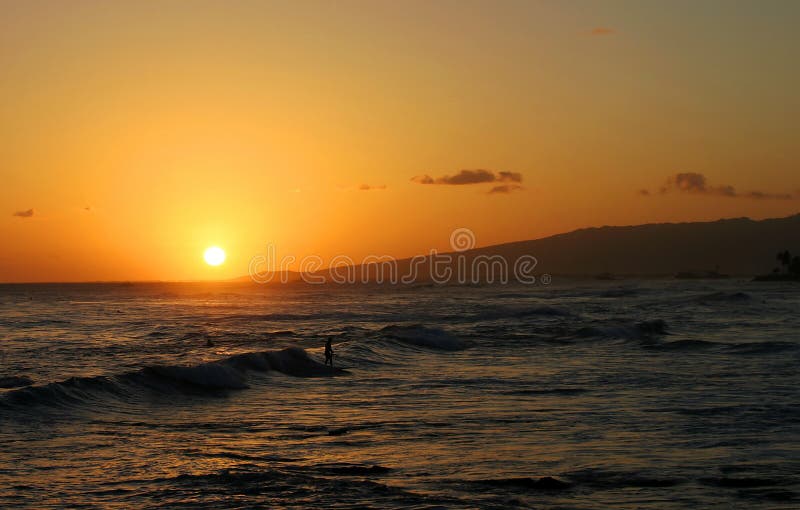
2, 1, 799, 282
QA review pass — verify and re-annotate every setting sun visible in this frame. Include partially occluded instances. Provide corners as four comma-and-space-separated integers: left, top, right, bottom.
203, 246, 226, 266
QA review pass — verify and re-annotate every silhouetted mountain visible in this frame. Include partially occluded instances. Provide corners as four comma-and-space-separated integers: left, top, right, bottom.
240, 214, 800, 283
473, 214, 800, 277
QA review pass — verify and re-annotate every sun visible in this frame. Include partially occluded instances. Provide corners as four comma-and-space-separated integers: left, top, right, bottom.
203, 246, 226, 266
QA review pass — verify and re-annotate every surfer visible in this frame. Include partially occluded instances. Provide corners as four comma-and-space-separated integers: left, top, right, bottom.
324, 337, 334, 367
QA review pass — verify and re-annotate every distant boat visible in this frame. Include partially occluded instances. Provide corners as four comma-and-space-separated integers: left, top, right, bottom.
674, 269, 730, 279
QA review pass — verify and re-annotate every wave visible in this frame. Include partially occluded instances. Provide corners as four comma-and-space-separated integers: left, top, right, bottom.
0, 375, 34, 389
574, 319, 668, 340
1, 325, 472, 412
725, 341, 799, 355
564, 467, 683, 489
501, 387, 588, 396
313, 463, 392, 476
442, 305, 572, 323
103, 463, 459, 510
696, 291, 752, 303
145, 362, 249, 389
379, 325, 467, 351
284, 419, 452, 438
464, 468, 793, 495
331, 341, 398, 367
700, 476, 792, 488
0, 318, 72, 328
483, 305, 573, 319
646, 339, 721, 350
472, 476, 571, 491
645, 339, 798, 354
597, 287, 641, 298
125, 466, 389, 492
218, 311, 367, 323
264, 329, 297, 337
1, 347, 345, 410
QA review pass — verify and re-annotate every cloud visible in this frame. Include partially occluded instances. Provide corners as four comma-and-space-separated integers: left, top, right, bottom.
412, 169, 523, 186
641, 173, 797, 200
12, 209, 34, 218
488, 184, 524, 194
411, 175, 435, 185
497, 171, 523, 183
412, 169, 496, 185
358, 184, 387, 191
671, 172, 708, 193
743, 190, 795, 200
590, 27, 615, 36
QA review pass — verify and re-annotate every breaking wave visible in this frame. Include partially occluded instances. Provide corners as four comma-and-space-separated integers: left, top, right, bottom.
1, 347, 344, 410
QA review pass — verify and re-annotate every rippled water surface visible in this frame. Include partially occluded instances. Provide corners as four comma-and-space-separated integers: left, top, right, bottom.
1, 280, 799, 508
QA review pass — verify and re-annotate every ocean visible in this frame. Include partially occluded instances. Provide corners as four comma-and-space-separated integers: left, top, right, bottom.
1, 280, 798, 508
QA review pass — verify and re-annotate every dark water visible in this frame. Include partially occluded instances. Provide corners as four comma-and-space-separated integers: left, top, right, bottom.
1, 280, 799, 508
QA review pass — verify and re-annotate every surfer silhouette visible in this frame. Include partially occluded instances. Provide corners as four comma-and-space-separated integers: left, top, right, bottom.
324, 338, 334, 367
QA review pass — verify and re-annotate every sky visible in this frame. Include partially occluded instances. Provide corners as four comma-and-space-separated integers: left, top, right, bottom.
1, 0, 799, 282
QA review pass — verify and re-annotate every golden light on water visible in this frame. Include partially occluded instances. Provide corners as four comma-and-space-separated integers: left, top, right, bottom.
203, 246, 226, 266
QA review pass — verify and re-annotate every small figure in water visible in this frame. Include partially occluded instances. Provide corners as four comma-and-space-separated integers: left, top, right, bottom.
324, 337, 334, 367
206, 337, 215, 348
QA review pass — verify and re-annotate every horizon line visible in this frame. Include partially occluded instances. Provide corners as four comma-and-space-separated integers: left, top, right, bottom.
3, 212, 797, 284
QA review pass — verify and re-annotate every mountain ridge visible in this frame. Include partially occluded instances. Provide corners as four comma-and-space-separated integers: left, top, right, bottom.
242, 213, 800, 282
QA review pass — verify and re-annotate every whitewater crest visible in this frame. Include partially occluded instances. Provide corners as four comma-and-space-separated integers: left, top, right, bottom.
1, 347, 345, 410
1, 326, 473, 410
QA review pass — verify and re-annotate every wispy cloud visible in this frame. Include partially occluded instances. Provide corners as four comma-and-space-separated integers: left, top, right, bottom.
641, 173, 797, 200
12, 208, 34, 218
741, 190, 795, 200
411, 175, 435, 184
358, 184, 387, 191
488, 184, 524, 194
590, 27, 615, 36
412, 169, 522, 186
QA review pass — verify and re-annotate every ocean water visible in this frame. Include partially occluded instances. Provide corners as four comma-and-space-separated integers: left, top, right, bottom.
1, 280, 798, 509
